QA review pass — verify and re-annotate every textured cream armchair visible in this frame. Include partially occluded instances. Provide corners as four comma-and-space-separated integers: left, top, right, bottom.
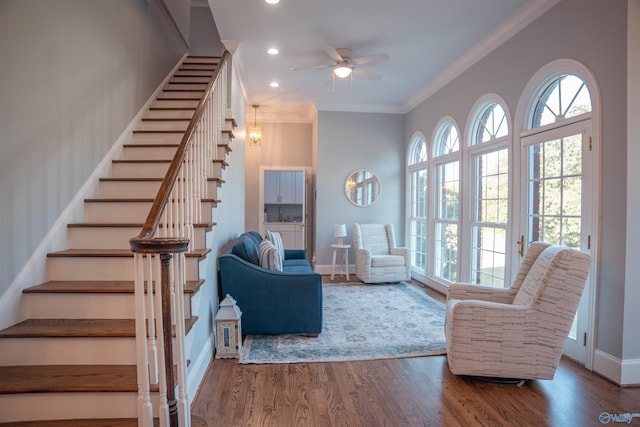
445, 243, 592, 380
352, 223, 410, 284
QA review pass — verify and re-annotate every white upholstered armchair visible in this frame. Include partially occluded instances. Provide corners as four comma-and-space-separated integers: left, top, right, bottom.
352, 223, 410, 284
445, 242, 592, 380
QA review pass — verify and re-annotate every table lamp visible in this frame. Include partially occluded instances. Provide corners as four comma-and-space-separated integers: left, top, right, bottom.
334, 224, 347, 245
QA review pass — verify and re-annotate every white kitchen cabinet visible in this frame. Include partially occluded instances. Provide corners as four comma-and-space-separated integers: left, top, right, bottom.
264, 171, 304, 204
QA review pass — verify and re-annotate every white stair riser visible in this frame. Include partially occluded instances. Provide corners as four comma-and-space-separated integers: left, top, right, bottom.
136, 121, 188, 131
181, 62, 218, 69
68, 226, 207, 250
170, 77, 210, 85
0, 392, 158, 422
144, 109, 195, 120
151, 99, 199, 109
207, 181, 220, 200
0, 338, 135, 365
217, 146, 230, 159
165, 83, 208, 91
132, 132, 184, 145
48, 256, 201, 281
84, 201, 152, 222
158, 91, 202, 100
25, 293, 192, 320
123, 145, 178, 160
99, 180, 162, 198
111, 162, 170, 178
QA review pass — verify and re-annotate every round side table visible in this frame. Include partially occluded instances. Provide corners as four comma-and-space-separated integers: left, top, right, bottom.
331, 244, 351, 280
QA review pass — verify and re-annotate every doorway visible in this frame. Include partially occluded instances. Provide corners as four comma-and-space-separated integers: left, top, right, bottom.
258, 166, 310, 252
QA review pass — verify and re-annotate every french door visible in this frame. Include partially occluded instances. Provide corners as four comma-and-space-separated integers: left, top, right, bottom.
520, 118, 595, 363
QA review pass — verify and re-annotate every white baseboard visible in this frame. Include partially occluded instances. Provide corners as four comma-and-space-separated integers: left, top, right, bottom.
187, 333, 214, 405
315, 264, 353, 276
593, 350, 640, 386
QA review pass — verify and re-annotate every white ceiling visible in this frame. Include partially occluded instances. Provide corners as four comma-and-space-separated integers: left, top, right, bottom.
208, 0, 561, 122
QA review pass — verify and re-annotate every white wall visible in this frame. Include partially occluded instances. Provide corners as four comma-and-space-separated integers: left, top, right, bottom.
0, 0, 186, 300
624, 0, 640, 362
189, 4, 223, 56
405, 0, 631, 365
316, 111, 405, 269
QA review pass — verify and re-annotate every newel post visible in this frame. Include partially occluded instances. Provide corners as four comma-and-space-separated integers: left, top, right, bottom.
130, 237, 189, 427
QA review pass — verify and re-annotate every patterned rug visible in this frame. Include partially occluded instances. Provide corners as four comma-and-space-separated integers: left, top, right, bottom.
239, 282, 447, 364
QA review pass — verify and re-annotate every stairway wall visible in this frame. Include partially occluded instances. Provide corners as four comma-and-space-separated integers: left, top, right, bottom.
0, 1, 187, 326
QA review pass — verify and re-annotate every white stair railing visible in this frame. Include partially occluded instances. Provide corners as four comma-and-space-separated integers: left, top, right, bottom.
130, 53, 229, 427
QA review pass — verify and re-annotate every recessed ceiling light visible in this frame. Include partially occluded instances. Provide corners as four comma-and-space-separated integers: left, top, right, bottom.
267, 48, 279, 55
270, 81, 280, 88
265, 0, 279, 4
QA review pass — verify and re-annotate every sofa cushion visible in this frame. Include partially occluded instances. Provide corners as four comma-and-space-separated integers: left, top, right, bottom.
371, 255, 405, 268
283, 264, 314, 273
231, 234, 260, 265
259, 240, 283, 271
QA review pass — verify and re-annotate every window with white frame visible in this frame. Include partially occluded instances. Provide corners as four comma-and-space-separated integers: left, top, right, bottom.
468, 102, 510, 288
407, 134, 428, 273
433, 121, 460, 283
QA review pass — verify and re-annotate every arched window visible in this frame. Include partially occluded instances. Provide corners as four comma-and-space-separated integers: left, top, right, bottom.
531, 74, 591, 128
467, 100, 510, 288
407, 134, 428, 275
516, 61, 597, 364
432, 120, 460, 283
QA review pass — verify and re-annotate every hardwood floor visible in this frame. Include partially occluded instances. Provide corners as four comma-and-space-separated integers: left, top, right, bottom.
191, 279, 640, 427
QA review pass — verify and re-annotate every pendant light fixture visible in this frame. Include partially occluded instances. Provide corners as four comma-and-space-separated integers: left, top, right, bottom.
247, 104, 263, 146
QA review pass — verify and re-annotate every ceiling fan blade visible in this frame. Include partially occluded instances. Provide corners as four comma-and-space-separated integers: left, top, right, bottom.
353, 67, 381, 81
352, 52, 390, 65
290, 64, 333, 71
323, 46, 344, 63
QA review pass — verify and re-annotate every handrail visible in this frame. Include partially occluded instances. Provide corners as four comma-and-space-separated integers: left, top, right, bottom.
130, 50, 230, 247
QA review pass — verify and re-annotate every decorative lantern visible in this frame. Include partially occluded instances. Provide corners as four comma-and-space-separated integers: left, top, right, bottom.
215, 294, 242, 359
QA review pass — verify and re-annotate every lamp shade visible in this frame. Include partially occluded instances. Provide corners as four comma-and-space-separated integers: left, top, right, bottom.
334, 224, 347, 239
333, 65, 352, 79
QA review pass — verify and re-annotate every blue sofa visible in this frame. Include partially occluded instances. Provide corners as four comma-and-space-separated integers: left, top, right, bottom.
218, 231, 323, 335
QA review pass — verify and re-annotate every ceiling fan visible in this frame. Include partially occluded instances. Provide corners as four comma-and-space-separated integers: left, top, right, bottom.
290, 46, 389, 81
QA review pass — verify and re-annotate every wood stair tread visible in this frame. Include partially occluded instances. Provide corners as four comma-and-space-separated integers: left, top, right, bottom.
148, 106, 196, 111
23, 279, 205, 294
0, 319, 136, 338
0, 365, 140, 394
112, 159, 171, 163
0, 317, 198, 338
47, 248, 211, 258
132, 129, 186, 134
67, 222, 215, 229
99, 177, 163, 182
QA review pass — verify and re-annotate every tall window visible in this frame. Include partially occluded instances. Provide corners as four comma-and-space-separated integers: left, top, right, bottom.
468, 102, 510, 288
407, 134, 428, 273
519, 67, 595, 363
433, 121, 460, 283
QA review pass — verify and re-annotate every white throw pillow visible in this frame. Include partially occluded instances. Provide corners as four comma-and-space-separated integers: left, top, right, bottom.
259, 239, 282, 271
265, 230, 285, 261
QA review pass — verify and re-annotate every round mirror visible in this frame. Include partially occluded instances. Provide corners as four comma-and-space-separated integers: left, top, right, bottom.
344, 169, 381, 207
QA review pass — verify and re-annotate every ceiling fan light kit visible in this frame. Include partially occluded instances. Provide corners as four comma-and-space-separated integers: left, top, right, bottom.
291, 46, 389, 85
333, 65, 352, 79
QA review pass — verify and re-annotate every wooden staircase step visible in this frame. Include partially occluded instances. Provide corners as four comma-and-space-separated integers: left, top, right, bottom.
0, 317, 197, 338
148, 106, 196, 111
23, 279, 205, 295
68, 222, 214, 230
0, 319, 136, 338
47, 248, 211, 259
0, 365, 140, 394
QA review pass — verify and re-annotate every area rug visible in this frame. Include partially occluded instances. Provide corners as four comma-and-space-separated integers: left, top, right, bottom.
239, 282, 446, 364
